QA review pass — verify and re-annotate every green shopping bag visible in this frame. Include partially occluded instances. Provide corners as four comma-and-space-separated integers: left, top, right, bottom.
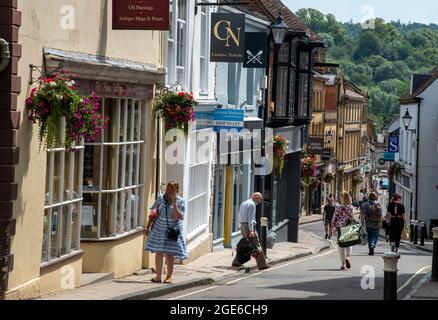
338, 223, 364, 248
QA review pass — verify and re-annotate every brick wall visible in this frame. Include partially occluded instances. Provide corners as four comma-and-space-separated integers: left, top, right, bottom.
0, 0, 21, 297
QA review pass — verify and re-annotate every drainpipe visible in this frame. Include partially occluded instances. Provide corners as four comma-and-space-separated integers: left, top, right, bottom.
414, 97, 423, 221
0, 38, 11, 72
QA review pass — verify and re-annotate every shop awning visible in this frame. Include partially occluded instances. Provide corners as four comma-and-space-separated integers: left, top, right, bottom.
43, 48, 166, 85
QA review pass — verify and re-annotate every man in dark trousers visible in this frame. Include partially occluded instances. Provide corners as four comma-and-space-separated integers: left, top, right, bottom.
232, 192, 269, 270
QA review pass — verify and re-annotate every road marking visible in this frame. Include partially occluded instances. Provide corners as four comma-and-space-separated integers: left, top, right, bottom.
168, 247, 337, 300
308, 231, 323, 240
168, 286, 219, 301
397, 266, 431, 294
402, 271, 432, 300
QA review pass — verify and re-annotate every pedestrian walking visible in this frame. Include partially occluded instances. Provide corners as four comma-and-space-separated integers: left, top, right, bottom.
232, 192, 269, 270
387, 193, 406, 253
323, 195, 336, 239
382, 198, 393, 242
145, 181, 188, 284
332, 191, 355, 270
360, 192, 382, 255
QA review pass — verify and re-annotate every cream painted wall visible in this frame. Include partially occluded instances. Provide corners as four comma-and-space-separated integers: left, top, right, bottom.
9, 0, 164, 292
81, 232, 143, 278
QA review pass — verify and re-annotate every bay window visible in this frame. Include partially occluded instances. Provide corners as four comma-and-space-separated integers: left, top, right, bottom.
42, 119, 83, 265
199, 5, 209, 94
81, 98, 147, 239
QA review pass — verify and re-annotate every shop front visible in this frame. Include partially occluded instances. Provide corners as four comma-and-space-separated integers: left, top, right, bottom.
264, 126, 302, 242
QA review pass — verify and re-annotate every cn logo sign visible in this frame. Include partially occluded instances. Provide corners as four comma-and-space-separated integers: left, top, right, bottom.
210, 13, 245, 62
214, 20, 241, 47
388, 136, 399, 153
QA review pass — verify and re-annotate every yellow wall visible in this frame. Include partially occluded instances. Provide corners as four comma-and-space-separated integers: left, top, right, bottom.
81, 232, 144, 278
8, 0, 164, 296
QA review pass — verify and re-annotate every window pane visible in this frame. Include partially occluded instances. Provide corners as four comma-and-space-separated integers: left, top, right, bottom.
117, 191, 126, 234
73, 149, 82, 198
53, 151, 62, 204
278, 42, 290, 63
177, 21, 186, 67
61, 204, 71, 255
41, 209, 51, 263
169, 0, 174, 39
275, 66, 288, 117
104, 99, 120, 143
299, 51, 309, 70
71, 201, 80, 250
178, 0, 186, 20
64, 152, 73, 200
298, 73, 310, 117
81, 193, 99, 238
289, 70, 296, 117
50, 207, 61, 259
101, 192, 117, 237
83, 145, 100, 191
45, 153, 51, 206
102, 146, 118, 190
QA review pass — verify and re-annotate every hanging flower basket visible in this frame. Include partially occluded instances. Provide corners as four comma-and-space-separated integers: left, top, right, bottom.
26, 71, 108, 150
324, 172, 335, 184
301, 155, 317, 178
273, 134, 288, 175
310, 177, 321, 189
153, 89, 195, 136
389, 163, 403, 178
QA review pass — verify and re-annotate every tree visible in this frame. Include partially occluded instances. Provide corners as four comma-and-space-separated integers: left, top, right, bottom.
374, 61, 411, 82
378, 79, 410, 97
353, 31, 383, 61
318, 33, 334, 48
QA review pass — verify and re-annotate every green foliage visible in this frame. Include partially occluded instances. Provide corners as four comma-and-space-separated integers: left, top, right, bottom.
295, 8, 438, 133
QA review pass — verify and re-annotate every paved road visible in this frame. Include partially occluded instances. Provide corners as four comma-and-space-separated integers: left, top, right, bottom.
154, 200, 432, 300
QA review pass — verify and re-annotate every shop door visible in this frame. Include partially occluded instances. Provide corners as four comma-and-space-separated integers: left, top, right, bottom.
213, 166, 226, 241
274, 156, 294, 226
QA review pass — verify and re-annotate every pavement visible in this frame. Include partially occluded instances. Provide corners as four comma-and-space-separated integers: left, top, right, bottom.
39, 216, 328, 300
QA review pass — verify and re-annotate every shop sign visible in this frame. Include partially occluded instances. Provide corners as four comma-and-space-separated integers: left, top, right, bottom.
76, 79, 154, 98
307, 137, 324, 155
195, 108, 244, 132
384, 152, 395, 161
388, 135, 399, 153
210, 13, 245, 62
243, 32, 267, 68
112, 0, 170, 30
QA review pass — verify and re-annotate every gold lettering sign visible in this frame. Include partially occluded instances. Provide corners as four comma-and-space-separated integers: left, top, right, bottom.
213, 20, 242, 47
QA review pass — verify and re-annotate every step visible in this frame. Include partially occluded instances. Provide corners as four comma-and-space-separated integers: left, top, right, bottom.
80, 272, 114, 287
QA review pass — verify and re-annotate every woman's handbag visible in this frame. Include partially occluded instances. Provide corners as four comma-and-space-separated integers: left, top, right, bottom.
338, 222, 363, 248
165, 198, 181, 242
401, 225, 410, 241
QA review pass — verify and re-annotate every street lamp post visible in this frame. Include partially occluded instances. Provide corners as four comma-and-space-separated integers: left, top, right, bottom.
258, 13, 288, 255
402, 109, 413, 130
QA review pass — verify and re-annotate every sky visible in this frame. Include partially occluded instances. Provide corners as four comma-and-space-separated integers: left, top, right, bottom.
283, 0, 438, 25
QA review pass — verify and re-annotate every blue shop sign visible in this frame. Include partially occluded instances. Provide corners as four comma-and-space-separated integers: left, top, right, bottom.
195, 108, 244, 132
384, 152, 395, 161
388, 135, 399, 153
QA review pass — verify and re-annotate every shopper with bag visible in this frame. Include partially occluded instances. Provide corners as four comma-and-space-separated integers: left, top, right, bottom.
332, 191, 355, 270
145, 181, 188, 284
360, 192, 382, 256
387, 193, 406, 253
232, 192, 269, 270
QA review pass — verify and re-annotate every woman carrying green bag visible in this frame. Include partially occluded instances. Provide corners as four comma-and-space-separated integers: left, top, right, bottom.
332, 191, 355, 270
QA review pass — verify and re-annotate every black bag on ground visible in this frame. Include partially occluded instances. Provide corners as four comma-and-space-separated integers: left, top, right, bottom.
235, 238, 254, 265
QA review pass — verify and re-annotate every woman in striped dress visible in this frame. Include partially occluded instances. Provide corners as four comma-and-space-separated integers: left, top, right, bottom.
145, 181, 188, 283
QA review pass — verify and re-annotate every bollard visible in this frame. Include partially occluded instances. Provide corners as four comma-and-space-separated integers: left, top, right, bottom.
410, 220, 415, 242
420, 221, 426, 246
260, 217, 268, 257
382, 253, 401, 300
413, 220, 419, 245
432, 227, 438, 282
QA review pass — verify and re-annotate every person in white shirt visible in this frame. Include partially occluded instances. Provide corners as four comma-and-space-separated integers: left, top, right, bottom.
232, 192, 269, 270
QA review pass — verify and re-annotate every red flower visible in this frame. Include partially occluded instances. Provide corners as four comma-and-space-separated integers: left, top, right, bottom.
178, 92, 185, 97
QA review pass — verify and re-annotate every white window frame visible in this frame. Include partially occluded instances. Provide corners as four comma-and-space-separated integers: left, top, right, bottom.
81, 98, 147, 240
168, 0, 189, 90
199, 4, 210, 95
41, 119, 84, 267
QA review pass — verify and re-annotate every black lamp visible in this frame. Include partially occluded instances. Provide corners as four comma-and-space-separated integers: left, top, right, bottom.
326, 130, 333, 144
402, 109, 413, 130
271, 14, 288, 45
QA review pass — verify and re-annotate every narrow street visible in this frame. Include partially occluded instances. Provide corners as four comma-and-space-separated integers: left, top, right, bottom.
154, 191, 432, 300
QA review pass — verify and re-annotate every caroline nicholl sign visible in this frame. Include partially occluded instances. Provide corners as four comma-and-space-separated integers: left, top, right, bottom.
210, 13, 245, 62
307, 137, 325, 155
112, 0, 170, 30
